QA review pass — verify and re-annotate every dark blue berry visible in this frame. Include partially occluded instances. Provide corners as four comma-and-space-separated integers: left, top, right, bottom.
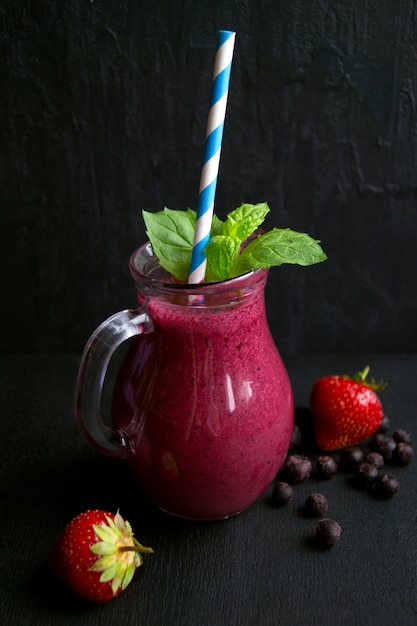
294, 405, 314, 443
305, 493, 328, 517
290, 424, 302, 449
355, 462, 378, 488
393, 442, 414, 466
393, 429, 413, 444
374, 473, 400, 498
371, 434, 397, 461
339, 446, 364, 471
315, 518, 341, 548
378, 414, 391, 433
283, 454, 312, 483
365, 452, 384, 469
316, 455, 338, 479
272, 482, 293, 506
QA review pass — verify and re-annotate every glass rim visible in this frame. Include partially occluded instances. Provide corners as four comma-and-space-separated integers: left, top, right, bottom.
129, 242, 268, 294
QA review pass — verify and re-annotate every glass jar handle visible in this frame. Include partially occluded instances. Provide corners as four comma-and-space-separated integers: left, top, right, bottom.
74, 307, 153, 458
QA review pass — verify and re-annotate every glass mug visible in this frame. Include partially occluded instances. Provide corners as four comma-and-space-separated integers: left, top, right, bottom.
75, 242, 294, 520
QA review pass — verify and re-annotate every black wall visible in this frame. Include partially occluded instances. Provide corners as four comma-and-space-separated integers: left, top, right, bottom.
2, 1, 417, 354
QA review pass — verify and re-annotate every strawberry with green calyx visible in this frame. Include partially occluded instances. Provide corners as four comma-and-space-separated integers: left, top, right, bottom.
310, 366, 386, 452
48, 510, 153, 602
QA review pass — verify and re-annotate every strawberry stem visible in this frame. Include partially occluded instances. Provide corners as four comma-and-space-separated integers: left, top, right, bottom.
353, 365, 387, 392
357, 365, 370, 382
118, 544, 154, 554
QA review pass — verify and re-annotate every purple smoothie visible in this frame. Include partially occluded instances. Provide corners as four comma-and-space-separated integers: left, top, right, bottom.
112, 265, 293, 520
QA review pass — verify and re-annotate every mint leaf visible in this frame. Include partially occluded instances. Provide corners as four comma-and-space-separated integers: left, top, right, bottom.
231, 228, 327, 276
205, 235, 241, 281
142, 205, 327, 282
223, 202, 270, 241
210, 213, 224, 237
142, 208, 196, 281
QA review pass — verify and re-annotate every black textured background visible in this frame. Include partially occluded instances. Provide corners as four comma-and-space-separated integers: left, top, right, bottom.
2, 1, 417, 353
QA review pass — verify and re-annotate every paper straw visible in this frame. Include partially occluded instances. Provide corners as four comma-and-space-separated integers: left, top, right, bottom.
188, 30, 236, 284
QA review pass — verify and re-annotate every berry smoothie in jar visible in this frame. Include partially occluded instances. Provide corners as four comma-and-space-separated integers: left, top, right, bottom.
75, 204, 326, 521
111, 244, 293, 520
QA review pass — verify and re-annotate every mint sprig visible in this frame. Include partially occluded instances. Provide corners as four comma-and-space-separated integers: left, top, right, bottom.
230, 228, 327, 277
222, 202, 270, 240
142, 203, 327, 282
142, 208, 196, 280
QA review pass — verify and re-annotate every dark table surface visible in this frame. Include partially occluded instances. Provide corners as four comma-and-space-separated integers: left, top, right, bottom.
2, 352, 417, 626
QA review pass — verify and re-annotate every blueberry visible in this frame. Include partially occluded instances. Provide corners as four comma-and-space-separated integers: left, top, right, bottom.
283, 454, 312, 483
393, 429, 413, 444
370, 433, 386, 450
378, 413, 391, 433
289, 424, 302, 449
393, 442, 414, 466
305, 493, 328, 517
339, 446, 364, 471
294, 405, 314, 442
355, 462, 378, 488
365, 452, 384, 469
370, 434, 397, 461
374, 473, 400, 498
316, 455, 338, 479
315, 518, 341, 548
272, 481, 293, 506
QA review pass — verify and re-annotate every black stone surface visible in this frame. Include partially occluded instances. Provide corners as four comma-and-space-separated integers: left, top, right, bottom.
2, 353, 417, 625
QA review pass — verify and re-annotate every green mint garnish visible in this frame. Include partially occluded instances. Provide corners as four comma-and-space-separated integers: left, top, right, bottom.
230, 228, 328, 277
222, 202, 270, 240
142, 203, 327, 282
142, 207, 196, 280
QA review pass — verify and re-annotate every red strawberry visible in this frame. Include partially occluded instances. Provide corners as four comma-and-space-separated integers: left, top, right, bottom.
48, 510, 153, 602
310, 366, 386, 451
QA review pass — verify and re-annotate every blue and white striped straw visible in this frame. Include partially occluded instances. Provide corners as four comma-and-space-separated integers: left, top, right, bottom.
188, 30, 236, 284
